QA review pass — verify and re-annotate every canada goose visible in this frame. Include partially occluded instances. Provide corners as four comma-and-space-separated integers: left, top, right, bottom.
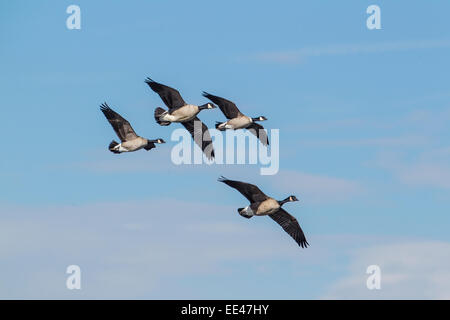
145, 78, 216, 160
218, 176, 309, 248
202, 92, 269, 146
100, 103, 165, 154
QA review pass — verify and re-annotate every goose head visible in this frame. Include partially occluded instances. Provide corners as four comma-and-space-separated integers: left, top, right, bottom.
199, 103, 217, 110
252, 116, 268, 122
278, 195, 299, 206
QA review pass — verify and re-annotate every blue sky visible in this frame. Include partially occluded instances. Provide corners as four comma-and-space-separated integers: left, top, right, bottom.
1, 0, 450, 299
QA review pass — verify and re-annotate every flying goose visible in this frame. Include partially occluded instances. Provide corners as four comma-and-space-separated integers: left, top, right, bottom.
202, 92, 269, 146
145, 78, 216, 160
218, 176, 309, 248
100, 103, 165, 154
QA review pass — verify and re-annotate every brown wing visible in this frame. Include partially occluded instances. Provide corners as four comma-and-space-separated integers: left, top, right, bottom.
202, 92, 242, 119
145, 78, 186, 111
247, 123, 269, 146
269, 209, 309, 248
218, 177, 269, 203
100, 103, 138, 142
181, 117, 215, 160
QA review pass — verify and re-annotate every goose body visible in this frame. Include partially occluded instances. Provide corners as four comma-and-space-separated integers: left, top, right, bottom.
240, 198, 280, 218
100, 103, 165, 154
255, 198, 281, 215
218, 176, 309, 248
158, 104, 203, 123
146, 78, 216, 160
202, 92, 269, 146
217, 115, 254, 130
120, 137, 150, 152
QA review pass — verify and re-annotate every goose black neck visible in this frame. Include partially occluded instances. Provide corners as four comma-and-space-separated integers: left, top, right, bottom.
199, 104, 210, 110
278, 197, 291, 206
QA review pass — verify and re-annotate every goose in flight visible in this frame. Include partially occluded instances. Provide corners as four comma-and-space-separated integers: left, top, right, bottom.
202, 92, 269, 146
146, 78, 216, 160
218, 176, 309, 248
100, 103, 165, 154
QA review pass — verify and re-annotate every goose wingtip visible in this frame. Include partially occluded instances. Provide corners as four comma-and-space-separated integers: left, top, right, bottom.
299, 240, 309, 248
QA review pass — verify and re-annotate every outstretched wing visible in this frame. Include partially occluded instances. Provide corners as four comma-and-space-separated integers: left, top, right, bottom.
218, 177, 269, 203
100, 103, 138, 142
202, 92, 242, 119
269, 209, 309, 248
181, 117, 215, 160
145, 78, 186, 111
247, 123, 269, 146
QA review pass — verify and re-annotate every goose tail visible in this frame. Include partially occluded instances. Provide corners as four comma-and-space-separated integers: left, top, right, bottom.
238, 208, 253, 219
215, 121, 226, 131
109, 140, 121, 154
154, 107, 170, 126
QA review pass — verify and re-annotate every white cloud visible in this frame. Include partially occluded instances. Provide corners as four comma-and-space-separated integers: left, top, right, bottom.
323, 241, 450, 299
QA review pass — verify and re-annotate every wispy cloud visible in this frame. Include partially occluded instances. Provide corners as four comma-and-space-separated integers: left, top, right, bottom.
252, 39, 450, 64
375, 148, 450, 189
3, 200, 445, 299
0, 199, 315, 298
324, 241, 450, 299
272, 170, 364, 204
298, 136, 428, 148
